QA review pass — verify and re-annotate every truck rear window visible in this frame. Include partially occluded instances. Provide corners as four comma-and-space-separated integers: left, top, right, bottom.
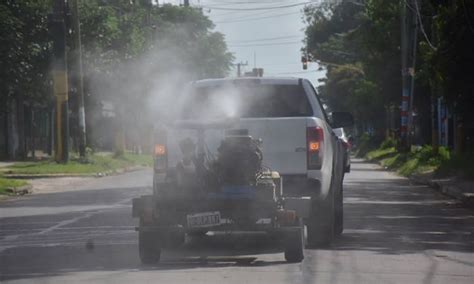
181, 84, 313, 119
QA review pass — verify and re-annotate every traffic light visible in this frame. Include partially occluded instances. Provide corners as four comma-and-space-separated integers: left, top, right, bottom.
301, 56, 308, 70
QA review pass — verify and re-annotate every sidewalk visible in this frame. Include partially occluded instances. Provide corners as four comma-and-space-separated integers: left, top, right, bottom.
362, 156, 474, 208
410, 174, 474, 207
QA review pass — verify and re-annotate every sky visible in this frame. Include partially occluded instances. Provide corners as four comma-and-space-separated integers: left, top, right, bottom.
161, 0, 327, 86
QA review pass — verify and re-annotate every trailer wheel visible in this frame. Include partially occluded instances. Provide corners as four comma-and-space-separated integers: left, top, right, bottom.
284, 222, 305, 263
139, 231, 161, 264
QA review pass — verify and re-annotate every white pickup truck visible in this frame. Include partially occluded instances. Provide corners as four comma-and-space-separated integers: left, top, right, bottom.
154, 77, 354, 246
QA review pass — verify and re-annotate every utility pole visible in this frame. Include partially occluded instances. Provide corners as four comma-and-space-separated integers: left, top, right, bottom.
408, 23, 418, 148
400, 0, 417, 151
235, 61, 248, 77
430, 16, 439, 154
71, 0, 87, 158
50, 0, 69, 162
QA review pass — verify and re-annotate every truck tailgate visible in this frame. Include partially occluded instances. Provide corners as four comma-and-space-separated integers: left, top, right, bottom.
237, 118, 308, 175
166, 117, 311, 175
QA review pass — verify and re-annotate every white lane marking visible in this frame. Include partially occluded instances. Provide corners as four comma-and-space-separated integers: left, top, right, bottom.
0, 197, 134, 252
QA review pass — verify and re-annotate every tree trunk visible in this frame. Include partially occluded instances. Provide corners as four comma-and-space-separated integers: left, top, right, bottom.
47, 108, 54, 156
17, 94, 26, 160
6, 98, 19, 160
30, 108, 36, 159
431, 89, 439, 155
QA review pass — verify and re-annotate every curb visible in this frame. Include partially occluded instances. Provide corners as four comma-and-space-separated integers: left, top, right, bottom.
4, 184, 33, 196
410, 176, 474, 207
2, 166, 148, 179
4, 173, 97, 179
365, 158, 474, 208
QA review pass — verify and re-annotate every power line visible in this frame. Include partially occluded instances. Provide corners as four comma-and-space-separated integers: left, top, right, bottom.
203, 0, 297, 5
214, 11, 302, 23
227, 35, 301, 43
197, 1, 314, 11
261, 62, 302, 67
228, 40, 302, 47
413, 0, 436, 50
210, 8, 279, 18
267, 70, 319, 75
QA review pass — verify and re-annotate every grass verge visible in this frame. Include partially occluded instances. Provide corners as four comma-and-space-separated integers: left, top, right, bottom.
365, 141, 473, 179
3, 153, 153, 175
0, 177, 28, 195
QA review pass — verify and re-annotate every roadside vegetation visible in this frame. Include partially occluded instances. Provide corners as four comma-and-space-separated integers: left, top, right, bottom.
1, 153, 152, 175
363, 138, 474, 179
303, 0, 474, 155
1, 1, 233, 161
0, 177, 27, 195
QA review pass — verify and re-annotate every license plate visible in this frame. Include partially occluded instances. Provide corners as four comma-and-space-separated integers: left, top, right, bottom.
187, 212, 221, 228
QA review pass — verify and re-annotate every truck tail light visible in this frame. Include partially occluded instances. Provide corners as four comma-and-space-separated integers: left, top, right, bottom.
307, 126, 324, 170
154, 143, 168, 173
154, 144, 166, 156
153, 129, 168, 173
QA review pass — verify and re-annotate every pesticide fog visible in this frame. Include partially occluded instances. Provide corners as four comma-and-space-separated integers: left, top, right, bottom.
83, 34, 231, 151
84, 37, 304, 153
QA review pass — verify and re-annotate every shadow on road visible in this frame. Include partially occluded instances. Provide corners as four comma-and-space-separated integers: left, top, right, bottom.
0, 234, 287, 281
1, 165, 474, 282
327, 178, 474, 255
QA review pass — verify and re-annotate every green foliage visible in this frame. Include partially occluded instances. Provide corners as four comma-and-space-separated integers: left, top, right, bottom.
355, 133, 378, 158
304, 0, 401, 136
422, 0, 474, 122
77, 2, 234, 152
380, 138, 397, 150
0, 0, 53, 109
436, 152, 474, 180
1, 1, 234, 156
0, 177, 28, 195
366, 142, 462, 177
366, 147, 396, 160
6, 153, 152, 175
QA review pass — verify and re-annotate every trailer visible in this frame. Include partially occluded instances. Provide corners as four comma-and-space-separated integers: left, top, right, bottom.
132, 124, 311, 264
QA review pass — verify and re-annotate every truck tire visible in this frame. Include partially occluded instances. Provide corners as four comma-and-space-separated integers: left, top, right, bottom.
167, 231, 185, 248
306, 177, 335, 247
139, 231, 161, 264
334, 177, 343, 236
284, 220, 305, 263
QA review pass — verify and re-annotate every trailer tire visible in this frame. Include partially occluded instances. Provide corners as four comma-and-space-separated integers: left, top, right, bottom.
139, 231, 162, 264
284, 221, 304, 263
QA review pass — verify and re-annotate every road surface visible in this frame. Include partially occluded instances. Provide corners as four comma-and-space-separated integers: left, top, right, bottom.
1, 159, 473, 283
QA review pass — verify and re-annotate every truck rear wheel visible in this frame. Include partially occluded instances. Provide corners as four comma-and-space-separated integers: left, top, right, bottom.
334, 177, 344, 236
139, 231, 162, 264
306, 180, 335, 247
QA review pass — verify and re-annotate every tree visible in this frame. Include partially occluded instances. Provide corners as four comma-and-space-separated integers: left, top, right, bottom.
76, 2, 234, 151
0, 0, 52, 160
303, 0, 402, 139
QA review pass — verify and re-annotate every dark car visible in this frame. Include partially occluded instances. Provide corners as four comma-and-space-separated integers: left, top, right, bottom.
333, 128, 351, 173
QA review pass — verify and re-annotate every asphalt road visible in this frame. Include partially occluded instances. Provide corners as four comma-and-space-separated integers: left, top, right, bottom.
1, 159, 473, 283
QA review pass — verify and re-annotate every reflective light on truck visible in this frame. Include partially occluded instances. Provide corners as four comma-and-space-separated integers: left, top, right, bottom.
306, 126, 324, 170
308, 141, 320, 152
154, 144, 166, 156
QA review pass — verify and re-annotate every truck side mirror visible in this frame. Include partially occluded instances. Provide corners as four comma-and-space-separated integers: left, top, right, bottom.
331, 112, 354, 128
